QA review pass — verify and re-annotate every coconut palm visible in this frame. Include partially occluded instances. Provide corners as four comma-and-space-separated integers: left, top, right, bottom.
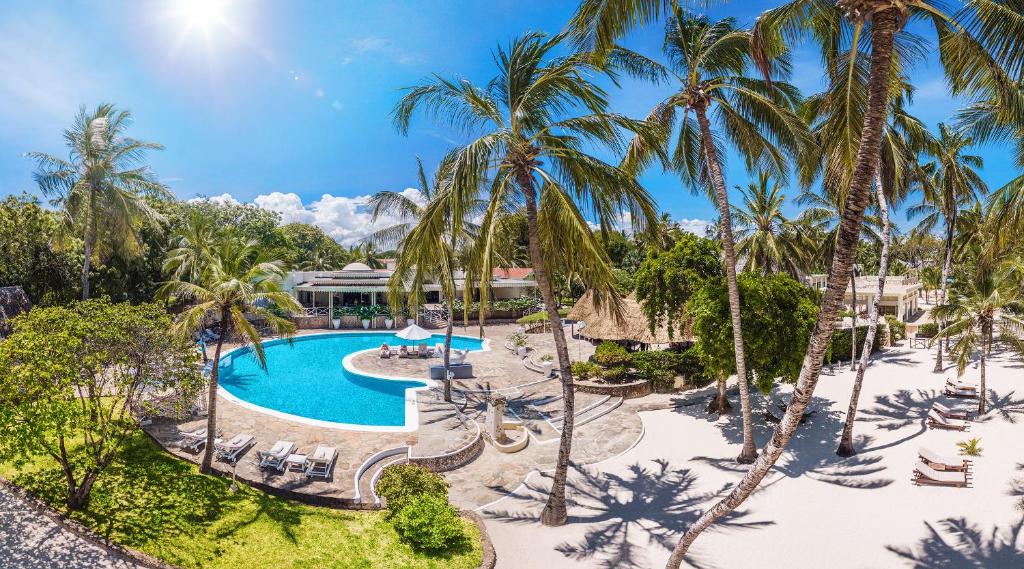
27, 104, 169, 299
932, 264, 1022, 414
732, 171, 813, 277
616, 9, 810, 463
163, 208, 221, 281
346, 242, 385, 269
908, 123, 987, 373
366, 157, 434, 250
392, 31, 658, 525
566, 0, 1024, 560
159, 234, 300, 473
921, 265, 942, 303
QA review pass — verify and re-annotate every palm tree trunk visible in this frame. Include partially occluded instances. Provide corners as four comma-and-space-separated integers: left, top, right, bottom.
694, 105, 757, 463
934, 217, 955, 372
707, 375, 732, 414
837, 173, 891, 457
515, 169, 575, 527
665, 10, 899, 565
979, 322, 988, 414
443, 295, 454, 402
200, 309, 229, 474
850, 272, 858, 370
81, 213, 96, 300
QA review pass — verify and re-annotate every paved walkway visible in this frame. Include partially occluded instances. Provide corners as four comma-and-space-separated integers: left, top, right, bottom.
0, 485, 144, 568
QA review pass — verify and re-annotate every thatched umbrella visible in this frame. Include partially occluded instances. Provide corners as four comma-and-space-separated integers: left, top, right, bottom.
0, 286, 32, 337
567, 291, 692, 345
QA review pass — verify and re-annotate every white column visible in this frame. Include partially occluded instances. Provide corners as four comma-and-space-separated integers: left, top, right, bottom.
329, 292, 334, 328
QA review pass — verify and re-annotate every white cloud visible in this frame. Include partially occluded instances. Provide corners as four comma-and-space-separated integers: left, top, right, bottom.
339, 56, 353, 66
346, 36, 420, 65
189, 193, 240, 206
219, 188, 428, 246
677, 218, 713, 236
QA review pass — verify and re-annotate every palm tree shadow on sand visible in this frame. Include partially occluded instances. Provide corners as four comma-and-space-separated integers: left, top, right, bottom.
483, 459, 772, 569
886, 517, 1024, 568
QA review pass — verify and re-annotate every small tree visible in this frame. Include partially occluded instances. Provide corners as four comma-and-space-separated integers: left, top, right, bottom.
0, 300, 202, 509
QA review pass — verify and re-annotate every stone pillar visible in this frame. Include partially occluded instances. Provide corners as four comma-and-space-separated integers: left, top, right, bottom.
485, 394, 510, 444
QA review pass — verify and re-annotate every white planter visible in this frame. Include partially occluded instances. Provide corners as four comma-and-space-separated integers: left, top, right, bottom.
407, 318, 415, 326
361, 319, 371, 329
331, 318, 341, 329
384, 318, 394, 329
541, 362, 554, 377
516, 346, 527, 357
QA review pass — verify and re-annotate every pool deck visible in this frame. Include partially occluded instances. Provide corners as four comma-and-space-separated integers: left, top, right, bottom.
145, 323, 642, 507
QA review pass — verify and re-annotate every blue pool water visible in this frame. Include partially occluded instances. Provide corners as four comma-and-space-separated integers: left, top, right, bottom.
218, 332, 484, 428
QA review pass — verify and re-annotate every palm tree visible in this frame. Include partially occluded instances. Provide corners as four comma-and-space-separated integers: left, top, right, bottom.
160, 233, 300, 473
347, 242, 385, 269
732, 171, 813, 277
366, 157, 434, 250
392, 32, 658, 526
164, 208, 221, 281
618, 9, 810, 463
27, 104, 169, 299
921, 265, 942, 303
566, 0, 1024, 561
932, 264, 1021, 414
908, 123, 986, 373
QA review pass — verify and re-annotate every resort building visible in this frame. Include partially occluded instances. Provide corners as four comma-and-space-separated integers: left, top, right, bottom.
804, 274, 922, 321
284, 261, 538, 320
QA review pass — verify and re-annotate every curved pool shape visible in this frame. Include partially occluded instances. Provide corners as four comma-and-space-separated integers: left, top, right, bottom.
217, 332, 485, 431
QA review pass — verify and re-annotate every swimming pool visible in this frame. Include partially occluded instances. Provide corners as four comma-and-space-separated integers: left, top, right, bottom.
217, 332, 486, 431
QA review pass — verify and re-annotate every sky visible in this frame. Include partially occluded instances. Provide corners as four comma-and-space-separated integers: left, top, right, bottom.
1, 0, 1020, 243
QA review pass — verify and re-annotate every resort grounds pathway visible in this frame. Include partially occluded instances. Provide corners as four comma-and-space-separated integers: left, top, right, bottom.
0, 484, 144, 569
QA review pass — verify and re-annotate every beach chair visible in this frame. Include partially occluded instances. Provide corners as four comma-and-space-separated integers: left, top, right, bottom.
944, 380, 979, 399
179, 427, 209, 452
913, 461, 970, 487
918, 447, 970, 472
379, 344, 392, 359
258, 440, 295, 471
398, 345, 413, 359
927, 409, 968, 431
215, 433, 256, 464
418, 342, 434, 357
932, 402, 969, 421
304, 445, 337, 479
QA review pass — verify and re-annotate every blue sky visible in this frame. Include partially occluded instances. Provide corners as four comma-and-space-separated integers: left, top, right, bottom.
1, 0, 1019, 242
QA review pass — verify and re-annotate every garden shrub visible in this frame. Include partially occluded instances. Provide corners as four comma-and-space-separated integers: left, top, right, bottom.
600, 366, 629, 383
390, 494, 465, 552
593, 341, 630, 367
375, 464, 448, 517
570, 361, 601, 381
630, 350, 685, 391
677, 346, 712, 387
918, 322, 938, 338
885, 315, 906, 342
827, 325, 881, 363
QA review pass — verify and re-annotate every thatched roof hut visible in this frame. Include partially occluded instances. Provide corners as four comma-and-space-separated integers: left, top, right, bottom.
567, 291, 692, 345
0, 286, 32, 337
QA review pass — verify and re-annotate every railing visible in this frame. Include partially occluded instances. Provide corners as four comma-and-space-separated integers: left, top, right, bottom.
420, 308, 448, 329
299, 306, 329, 317
1002, 315, 1024, 337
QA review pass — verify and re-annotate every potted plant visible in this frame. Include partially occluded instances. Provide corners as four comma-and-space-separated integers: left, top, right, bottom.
382, 306, 394, 329
331, 306, 342, 329
357, 305, 374, 329
510, 332, 528, 357
539, 353, 554, 377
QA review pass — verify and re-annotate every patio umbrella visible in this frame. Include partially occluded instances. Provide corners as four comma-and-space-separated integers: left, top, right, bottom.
395, 324, 433, 341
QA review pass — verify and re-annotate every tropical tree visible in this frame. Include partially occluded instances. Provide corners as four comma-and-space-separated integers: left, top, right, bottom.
159, 234, 300, 473
367, 157, 434, 250
932, 264, 1022, 414
617, 8, 810, 463
27, 104, 169, 300
569, 0, 1024, 560
921, 265, 943, 303
908, 123, 987, 373
347, 242, 385, 269
732, 171, 814, 277
392, 31, 658, 525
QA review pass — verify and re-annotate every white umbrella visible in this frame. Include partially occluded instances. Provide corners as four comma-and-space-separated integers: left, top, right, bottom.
395, 324, 433, 341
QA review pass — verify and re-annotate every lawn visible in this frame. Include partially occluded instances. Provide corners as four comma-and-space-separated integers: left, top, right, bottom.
0, 432, 482, 569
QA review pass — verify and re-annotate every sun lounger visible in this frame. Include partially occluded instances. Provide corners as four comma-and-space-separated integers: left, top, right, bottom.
918, 446, 970, 472
913, 461, 970, 487
258, 440, 295, 471
927, 409, 968, 431
215, 433, 256, 464
417, 343, 435, 357
304, 445, 337, 479
947, 378, 978, 391
944, 381, 979, 399
179, 427, 211, 452
932, 402, 969, 421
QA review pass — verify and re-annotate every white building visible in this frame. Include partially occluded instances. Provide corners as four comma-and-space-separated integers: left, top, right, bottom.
804, 274, 922, 322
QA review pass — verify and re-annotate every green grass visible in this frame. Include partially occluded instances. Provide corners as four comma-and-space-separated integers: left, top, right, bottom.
0, 433, 481, 569
515, 308, 570, 325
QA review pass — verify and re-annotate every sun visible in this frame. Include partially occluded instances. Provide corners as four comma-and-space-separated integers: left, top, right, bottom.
176, 0, 228, 30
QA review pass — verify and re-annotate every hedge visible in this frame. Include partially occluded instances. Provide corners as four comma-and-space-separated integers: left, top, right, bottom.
827, 324, 882, 363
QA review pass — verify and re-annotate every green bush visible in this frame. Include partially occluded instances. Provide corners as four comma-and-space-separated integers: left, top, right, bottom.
677, 346, 712, 387
515, 308, 568, 325
885, 315, 906, 342
630, 350, 685, 391
600, 366, 629, 383
391, 494, 465, 552
593, 341, 630, 367
570, 361, 601, 381
918, 322, 938, 338
375, 464, 448, 517
827, 325, 881, 363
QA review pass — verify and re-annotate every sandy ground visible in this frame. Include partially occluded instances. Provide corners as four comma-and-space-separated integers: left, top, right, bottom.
480, 344, 1024, 569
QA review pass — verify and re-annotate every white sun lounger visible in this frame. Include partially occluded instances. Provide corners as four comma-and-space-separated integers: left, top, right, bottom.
927, 409, 968, 431
918, 446, 970, 472
944, 381, 979, 398
258, 440, 295, 471
304, 445, 337, 479
914, 461, 969, 487
215, 433, 256, 464
932, 402, 969, 421
179, 428, 209, 452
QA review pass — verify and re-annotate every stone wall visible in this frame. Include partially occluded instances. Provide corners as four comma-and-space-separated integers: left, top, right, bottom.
575, 379, 652, 399
293, 315, 330, 330
409, 430, 484, 473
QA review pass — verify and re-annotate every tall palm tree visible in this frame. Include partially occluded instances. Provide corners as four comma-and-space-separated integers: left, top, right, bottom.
732, 171, 813, 277
366, 157, 434, 250
567, 0, 1024, 561
346, 242, 385, 269
28, 104, 169, 299
160, 233, 300, 473
392, 32, 658, 526
618, 9, 810, 463
921, 265, 942, 303
908, 123, 986, 373
932, 264, 1022, 414
164, 208, 221, 281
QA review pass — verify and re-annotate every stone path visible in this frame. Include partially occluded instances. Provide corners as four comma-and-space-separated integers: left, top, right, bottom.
0, 485, 144, 569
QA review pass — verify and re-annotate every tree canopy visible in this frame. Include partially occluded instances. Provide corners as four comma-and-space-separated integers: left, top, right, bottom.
634, 232, 723, 340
